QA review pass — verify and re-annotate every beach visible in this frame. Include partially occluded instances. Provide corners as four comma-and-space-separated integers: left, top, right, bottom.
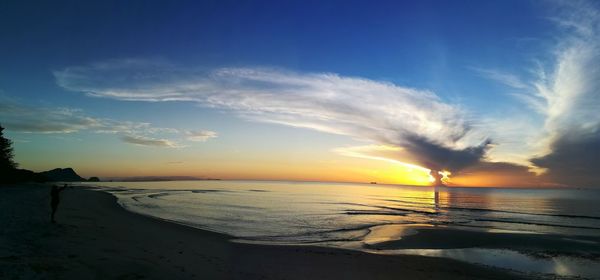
0, 184, 534, 280
4, 0, 600, 278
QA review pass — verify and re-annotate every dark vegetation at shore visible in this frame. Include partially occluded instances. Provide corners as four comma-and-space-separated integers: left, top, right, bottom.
0, 124, 92, 184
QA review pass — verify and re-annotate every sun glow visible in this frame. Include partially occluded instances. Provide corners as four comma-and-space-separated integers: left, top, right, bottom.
334, 145, 435, 185
428, 169, 453, 186
428, 173, 436, 183
439, 170, 451, 184
335, 145, 431, 173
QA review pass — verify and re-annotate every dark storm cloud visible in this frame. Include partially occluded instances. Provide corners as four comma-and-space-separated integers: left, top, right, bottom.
532, 133, 600, 187
400, 135, 492, 172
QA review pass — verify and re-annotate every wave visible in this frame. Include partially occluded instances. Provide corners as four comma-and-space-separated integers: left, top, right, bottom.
445, 206, 600, 220
191, 189, 229, 194
131, 195, 145, 202
474, 218, 600, 230
344, 210, 407, 216
191, 202, 264, 211
338, 200, 600, 221
238, 222, 387, 242
331, 202, 438, 216
148, 192, 173, 199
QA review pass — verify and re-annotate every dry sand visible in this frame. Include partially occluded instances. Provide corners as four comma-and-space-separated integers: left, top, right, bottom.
0, 184, 533, 279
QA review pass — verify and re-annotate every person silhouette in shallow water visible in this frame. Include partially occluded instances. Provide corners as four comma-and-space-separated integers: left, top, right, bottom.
50, 184, 68, 223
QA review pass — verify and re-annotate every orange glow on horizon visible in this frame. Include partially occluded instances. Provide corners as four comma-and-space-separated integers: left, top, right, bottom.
448, 172, 541, 188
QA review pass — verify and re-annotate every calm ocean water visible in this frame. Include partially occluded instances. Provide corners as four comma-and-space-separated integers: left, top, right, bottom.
86, 180, 600, 278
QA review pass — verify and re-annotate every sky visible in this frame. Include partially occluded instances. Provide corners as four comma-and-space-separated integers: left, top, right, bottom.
1, 0, 599, 187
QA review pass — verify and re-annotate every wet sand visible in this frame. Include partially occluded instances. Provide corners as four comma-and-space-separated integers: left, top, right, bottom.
1, 184, 538, 279
365, 225, 600, 257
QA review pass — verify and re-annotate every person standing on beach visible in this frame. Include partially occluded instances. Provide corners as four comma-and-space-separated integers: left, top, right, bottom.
50, 184, 68, 223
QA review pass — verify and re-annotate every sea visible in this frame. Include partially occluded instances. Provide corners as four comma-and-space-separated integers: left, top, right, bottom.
84, 180, 600, 279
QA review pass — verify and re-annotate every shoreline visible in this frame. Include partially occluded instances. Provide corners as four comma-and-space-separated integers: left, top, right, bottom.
0, 184, 554, 279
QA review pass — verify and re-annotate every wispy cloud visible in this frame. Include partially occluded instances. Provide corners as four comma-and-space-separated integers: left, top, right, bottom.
526, 1, 600, 186
333, 145, 430, 172
473, 68, 529, 89
186, 130, 217, 142
477, 1, 600, 186
0, 100, 103, 133
0, 98, 212, 148
55, 62, 494, 173
121, 135, 179, 148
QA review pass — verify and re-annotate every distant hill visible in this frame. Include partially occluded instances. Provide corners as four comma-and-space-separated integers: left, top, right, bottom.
3, 167, 218, 184
38, 168, 85, 182
1, 167, 86, 184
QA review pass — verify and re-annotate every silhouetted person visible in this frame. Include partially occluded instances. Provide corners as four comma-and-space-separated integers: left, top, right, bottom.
434, 186, 440, 211
50, 184, 68, 223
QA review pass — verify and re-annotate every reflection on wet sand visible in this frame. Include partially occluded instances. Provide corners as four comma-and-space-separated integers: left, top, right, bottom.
370, 247, 600, 279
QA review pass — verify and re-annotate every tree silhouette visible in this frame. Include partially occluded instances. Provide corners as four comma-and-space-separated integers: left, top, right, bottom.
0, 125, 17, 172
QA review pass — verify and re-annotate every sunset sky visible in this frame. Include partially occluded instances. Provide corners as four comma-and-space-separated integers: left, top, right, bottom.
1, 0, 599, 187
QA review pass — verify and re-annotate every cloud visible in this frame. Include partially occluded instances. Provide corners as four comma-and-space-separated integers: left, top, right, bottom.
333, 145, 431, 171
531, 132, 600, 187
186, 130, 217, 142
473, 68, 529, 89
401, 135, 491, 172
0, 98, 204, 148
0, 97, 174, 136
469, 1, 600, 186
0, 100, 102, 133
518, 1, 600, 186
55, 62, 493, 174
121, 135, 179, 148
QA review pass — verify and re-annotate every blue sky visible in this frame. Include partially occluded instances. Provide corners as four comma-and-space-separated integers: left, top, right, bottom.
1, 0, 599, 187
